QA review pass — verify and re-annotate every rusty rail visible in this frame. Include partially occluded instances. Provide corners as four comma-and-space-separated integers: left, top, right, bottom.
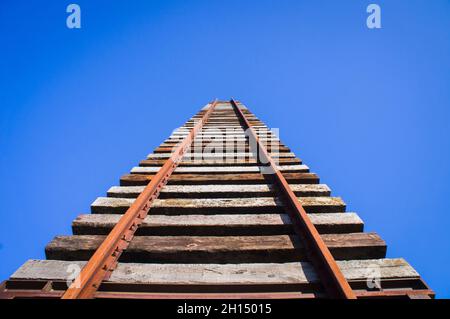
62, 100, 218, 299
230, 99, 356, 299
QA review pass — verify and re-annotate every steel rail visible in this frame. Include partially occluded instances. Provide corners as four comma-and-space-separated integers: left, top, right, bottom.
230, 99, 356, 299
62, 100, 218, 299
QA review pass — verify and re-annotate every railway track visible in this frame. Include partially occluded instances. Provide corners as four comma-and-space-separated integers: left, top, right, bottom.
0, 100, 433, 299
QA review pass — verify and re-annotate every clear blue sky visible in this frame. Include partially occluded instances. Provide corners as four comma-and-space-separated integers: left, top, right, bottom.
0, 1, 449, 298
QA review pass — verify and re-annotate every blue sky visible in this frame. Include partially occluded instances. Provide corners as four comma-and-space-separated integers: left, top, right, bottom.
0, 1, 449, 298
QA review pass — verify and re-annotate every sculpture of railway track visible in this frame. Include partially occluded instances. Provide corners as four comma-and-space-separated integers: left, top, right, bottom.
0, 100, 434, 299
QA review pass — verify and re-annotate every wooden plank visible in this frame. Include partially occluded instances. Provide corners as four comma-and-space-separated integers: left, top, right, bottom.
107, 184, 330, 198
154, 145, 290, 153
159, 143, 287, 149
11, 258, 419, 285
320, 233, 386, 259
188, 118, 261, 121
91, 196, 346, 214
171, 131, 270, 136
167, 136, 279, 140
166, 132, 279, 138
157, 142, 287, 148
308, 213, 364, 233
175, 127, 271, 131
120, 172, 320, 186
182, 137, 278, 142
170, 132, 277, 137
130, 165, 309, 175
73, 213, 295, 236
147, 152, 296, 159
72, 213, 363, 236
169, 136, 259, 140
172, 126, 271, 131
139, 157, 302, 167
165, 138, 281, 144
183, 124, 267, 128
174, 127, 252, 130
162, 134, 277, 140
175, 122, 268, 130
164, 141, 282, 147
174, 127, 269, 132
168, 135, 278, 140
45, 233, 385, 262
46, 235, 303, 263
336, 258, 419, 281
